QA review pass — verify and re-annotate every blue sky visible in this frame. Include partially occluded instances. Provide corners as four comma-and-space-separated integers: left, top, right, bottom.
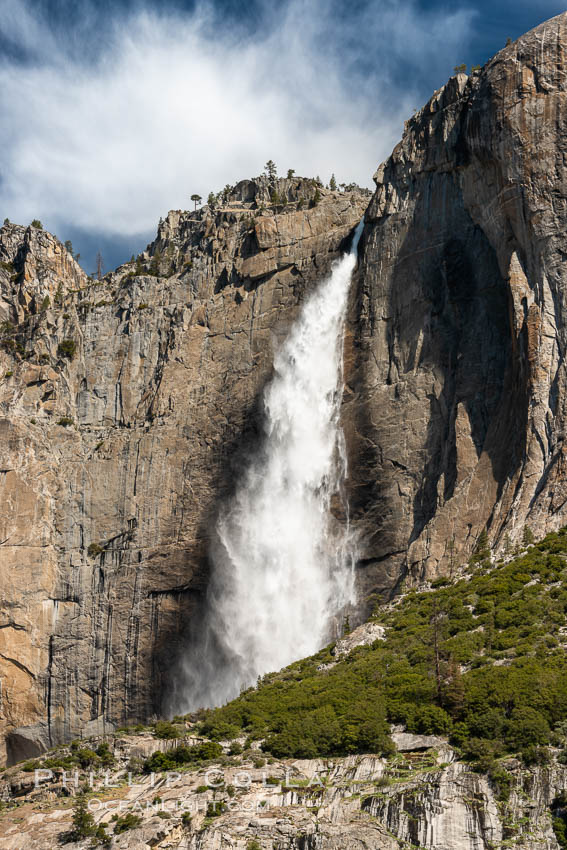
0, 0, 564, 273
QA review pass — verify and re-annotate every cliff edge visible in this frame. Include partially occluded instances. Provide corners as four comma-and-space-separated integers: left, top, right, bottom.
347, 12, 567, 594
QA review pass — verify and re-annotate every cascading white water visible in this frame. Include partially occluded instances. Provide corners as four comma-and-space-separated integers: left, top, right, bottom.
179, 219, 364, 710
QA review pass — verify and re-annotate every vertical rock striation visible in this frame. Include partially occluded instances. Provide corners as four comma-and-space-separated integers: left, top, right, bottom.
3, 10, 567, 762
0, 184, 368, 762
346, 12, 567, 595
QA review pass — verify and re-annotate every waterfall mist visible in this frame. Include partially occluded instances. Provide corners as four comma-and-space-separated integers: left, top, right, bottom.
176, 219, 364, 711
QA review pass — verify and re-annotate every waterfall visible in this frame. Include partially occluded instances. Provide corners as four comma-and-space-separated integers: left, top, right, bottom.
178, 219, 364, 711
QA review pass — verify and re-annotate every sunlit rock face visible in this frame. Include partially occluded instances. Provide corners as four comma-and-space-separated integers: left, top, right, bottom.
2, 7, 567, 765
0, 185, 367, 763
346, 12, 567, 597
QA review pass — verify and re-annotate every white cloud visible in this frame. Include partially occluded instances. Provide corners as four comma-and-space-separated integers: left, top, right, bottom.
0, 0, 474, 238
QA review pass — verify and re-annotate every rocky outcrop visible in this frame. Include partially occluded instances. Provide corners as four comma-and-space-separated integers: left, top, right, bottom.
0, 187, 367, 764
0, 733, 565, 849
345, 12, 567, 593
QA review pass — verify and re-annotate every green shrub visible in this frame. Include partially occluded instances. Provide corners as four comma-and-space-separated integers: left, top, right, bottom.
523, 526, 535, 546
87, 542, 103, 558
409, 705, 452, 736
113, 813, 142, 834
205, 801, 227, 818
154, 720, 179, 739
69, 794, 96, 840
505, 707, 550, 751
200, 718, 240, 740
181, 811, 192, 826
431, 577, 450, 588
552, 793, 567, 849
31, 219, 43, 229
196, 528, 567, 763
488, 765, 513, 802
460, 738, 502, 772
522, 744, 550, 766
143, 741, 223, 773
57, 339, 76, 359
96, 741, 115, 766
76, 747, 98, 768
57, 417, 74, 427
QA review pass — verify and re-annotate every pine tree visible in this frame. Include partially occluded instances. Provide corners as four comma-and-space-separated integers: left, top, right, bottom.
523, 526, 535, 546
265, 160, 277, 179
447, 535, 456, 576
286, 168, 295, 178
70, 794, 96, 840
443, 656, 465, 715
470, 528, 490, 566
149, 249, 161, 276
191, 194, 202, 211
430, 598, 446, 702
484, 601, 495, 653
329, 173, 337, 191
476, 529, 488, 553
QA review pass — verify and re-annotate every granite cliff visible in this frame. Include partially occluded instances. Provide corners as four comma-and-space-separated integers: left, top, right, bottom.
346, 11, 567, 596
1, 733, 566, 850
1, 8, 567, 785
0, 179, 368, 764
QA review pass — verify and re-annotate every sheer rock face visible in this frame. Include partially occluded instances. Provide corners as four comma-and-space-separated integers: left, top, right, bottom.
345, 12, 567, 595
0, 740, 565, 850
3, 9, 567, 766
0, 191, 367, 764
